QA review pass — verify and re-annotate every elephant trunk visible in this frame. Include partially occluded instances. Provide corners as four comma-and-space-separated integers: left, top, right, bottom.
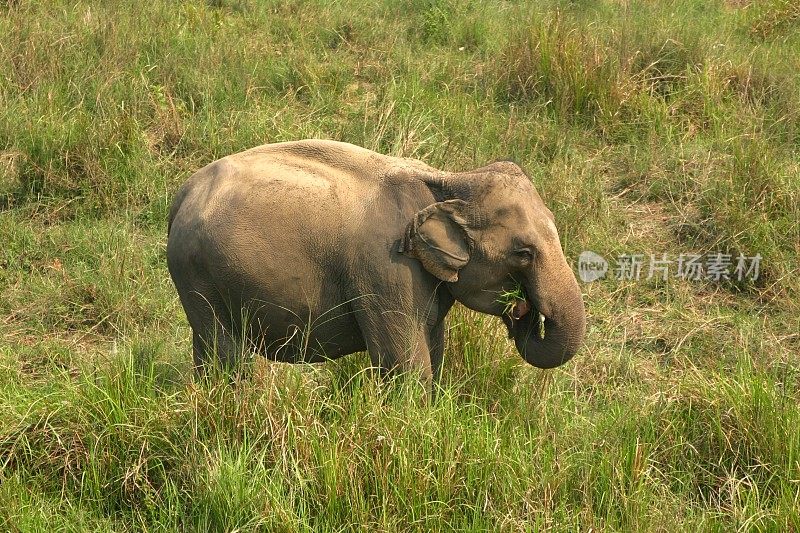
512, 256, 586, 368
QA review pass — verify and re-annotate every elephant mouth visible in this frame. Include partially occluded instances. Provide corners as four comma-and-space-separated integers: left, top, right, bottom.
510, 298, 531, 320
500, 293, 545, 341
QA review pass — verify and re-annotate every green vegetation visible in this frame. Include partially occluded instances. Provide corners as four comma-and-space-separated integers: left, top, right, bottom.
496, 282, 526, 317
1, 0, 798, 530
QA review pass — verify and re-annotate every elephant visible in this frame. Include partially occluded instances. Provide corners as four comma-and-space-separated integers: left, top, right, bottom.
166, 139, 586, 385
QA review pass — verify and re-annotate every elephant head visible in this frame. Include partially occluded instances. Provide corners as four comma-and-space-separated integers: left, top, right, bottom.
401, 161, 586, 368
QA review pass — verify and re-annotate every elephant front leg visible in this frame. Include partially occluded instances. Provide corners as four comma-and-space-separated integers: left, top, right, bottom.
428, 319, 445, 384
356, 309, 435, 389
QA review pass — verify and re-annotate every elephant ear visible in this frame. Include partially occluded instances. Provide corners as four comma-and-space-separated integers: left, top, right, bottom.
400, 199, 472, 282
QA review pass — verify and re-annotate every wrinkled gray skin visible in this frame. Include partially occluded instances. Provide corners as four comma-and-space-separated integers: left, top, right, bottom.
167, 140, 586, 384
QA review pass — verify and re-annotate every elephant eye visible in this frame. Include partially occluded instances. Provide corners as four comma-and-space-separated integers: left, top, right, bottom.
512, 248, 534, 262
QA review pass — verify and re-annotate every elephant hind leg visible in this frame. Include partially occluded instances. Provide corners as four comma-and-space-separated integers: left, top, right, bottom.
180, 286, 241, 379
192, 325, 239, 379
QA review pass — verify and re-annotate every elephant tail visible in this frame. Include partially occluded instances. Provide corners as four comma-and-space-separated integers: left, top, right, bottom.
167, 183, 190, 237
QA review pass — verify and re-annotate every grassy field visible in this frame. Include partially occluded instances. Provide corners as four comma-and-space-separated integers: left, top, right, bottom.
1, 0, 799, 530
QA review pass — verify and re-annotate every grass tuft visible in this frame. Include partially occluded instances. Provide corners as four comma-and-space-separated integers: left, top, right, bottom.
496, 281, 526, 317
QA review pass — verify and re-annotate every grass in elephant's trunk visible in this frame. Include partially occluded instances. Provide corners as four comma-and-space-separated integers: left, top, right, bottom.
496, 282, 545, 339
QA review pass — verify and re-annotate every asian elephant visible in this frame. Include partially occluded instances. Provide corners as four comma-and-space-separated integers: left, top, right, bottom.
166, 140, 585, 384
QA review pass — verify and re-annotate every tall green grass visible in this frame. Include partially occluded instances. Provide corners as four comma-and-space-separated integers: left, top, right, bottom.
1, 0, 798, 530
